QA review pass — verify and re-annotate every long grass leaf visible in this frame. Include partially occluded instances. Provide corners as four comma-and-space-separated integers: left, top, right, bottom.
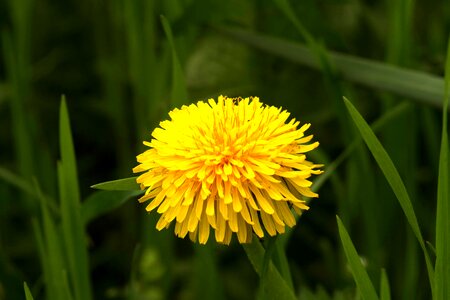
336, 216, 378, 300
435, 37, 450, 300
91, 177, 139, 191
59, 97, 92, 300
220, 28, 444, 109
380, 269, 391, 300
34, 178, 66, 300
160, 15, 188, 107
23, 282, 34, 300
242, 239, 296, 300
343, 97, 435, 294
193, 244, 225, 300
0, 166, 35, 195
82, 190, 141, 224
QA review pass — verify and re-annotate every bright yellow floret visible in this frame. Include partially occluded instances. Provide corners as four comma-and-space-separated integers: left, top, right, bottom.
133, 95, 323, 244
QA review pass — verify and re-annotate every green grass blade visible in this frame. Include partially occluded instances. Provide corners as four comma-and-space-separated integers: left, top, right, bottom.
336, 216, 378, 300
91, 177, 139, 191
34, 178, 66, 300
0, 166, 34, 195
23, 282, 34, 300
242, 239, 296, 300
343, 97, 435, 294
273, 241, 294, 290
220, 28, 445, 109
160, 15, 188, 107
81, 190, 141, 224
59, 97, 92, 300
193, 244, 225, 300
380, 269, 391, 300
435, 37, 450, 300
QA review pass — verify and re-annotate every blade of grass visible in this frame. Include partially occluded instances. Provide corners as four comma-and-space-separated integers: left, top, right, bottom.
160, 15, 188, 107
219, 28, 445, 109
24, 282, 34, 300
81, 190, 142, 224
435, 37, 450, 300
91, 177, 140, 191
380, 269, 391, 300
0, 166, 35, 195
242, 238, 296, 300
193, 244, 225, 300
343, 97, 435, 296
336, 216, 378, 300
280, 102, 411, 247
34, 178, 66, 300
59, 97, 92, 300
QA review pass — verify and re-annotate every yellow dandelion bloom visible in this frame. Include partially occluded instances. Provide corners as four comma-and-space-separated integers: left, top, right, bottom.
133, 96, 323, 244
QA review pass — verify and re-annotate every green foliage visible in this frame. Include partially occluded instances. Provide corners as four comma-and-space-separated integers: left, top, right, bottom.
91, 177, 140, 191
343, 97, 434, 293
434, 37, 450, 300
1, 0, 448, 299
23, 282, 34, 300
336, 216, 378, 300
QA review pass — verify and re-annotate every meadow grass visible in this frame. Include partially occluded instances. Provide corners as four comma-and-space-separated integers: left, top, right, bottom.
1, 0, 449, 299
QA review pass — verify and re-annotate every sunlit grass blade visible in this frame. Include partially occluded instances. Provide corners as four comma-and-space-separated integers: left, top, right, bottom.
435, 37, 450, 300
24, 282, 34, 300
81, 190, 141, 224
343, 97, 435, 295
220, 28, 444, 109
59, 97, 92, 300
91, 177, 140, 191
380, 269, 391, 300
336, 216, 378, 300
160, 15, 188, 107
242, 238, 296, 300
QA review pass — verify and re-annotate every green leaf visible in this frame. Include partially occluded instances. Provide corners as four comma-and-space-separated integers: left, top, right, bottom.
242, 238, 296, 300
193, 244, 225, 300
34, 178, 66, 300
81, 190, 141, 224
23, 282, 34, 300
435, 36, 450, 300
343, 97, 435, 294
220, 28, 445, 109
160, 15, 188, 107
0, 165, 34, 195
380, 269, 391, 300
336, 216, 378, 300
91, 177, 140, 191
59, 97, 92, 300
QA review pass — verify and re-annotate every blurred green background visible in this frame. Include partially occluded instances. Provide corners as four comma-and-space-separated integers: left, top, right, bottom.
1, 0, 449, 299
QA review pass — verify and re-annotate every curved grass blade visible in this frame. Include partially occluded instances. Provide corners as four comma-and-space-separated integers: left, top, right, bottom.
336, 216, 378, 300
34, 178, 66, 300
91, 177, 139, 191
59, 97, 92, 300
23, 282, 34, 300
82, 190, 141, 224
219, 28, 444, 109
0, 165, 34, 195
160, 15, 188, 107
343, 97, 435, 295
242, 239, 296, 300
280, 102, 411, 247
435, 37, 450, 300
380, 269, 391, 300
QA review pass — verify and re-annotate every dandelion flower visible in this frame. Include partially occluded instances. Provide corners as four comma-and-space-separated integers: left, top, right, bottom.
133, 96, 323, 244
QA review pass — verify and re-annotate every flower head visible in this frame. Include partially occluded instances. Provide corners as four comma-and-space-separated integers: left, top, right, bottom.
133, 96, 322, 244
